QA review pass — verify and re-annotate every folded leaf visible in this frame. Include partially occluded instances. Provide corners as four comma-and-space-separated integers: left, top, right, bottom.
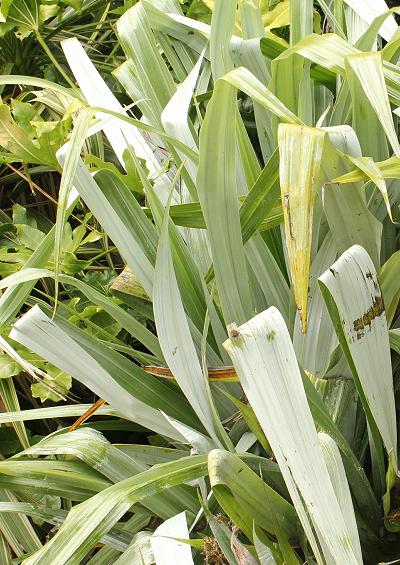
278, 123, 326, 332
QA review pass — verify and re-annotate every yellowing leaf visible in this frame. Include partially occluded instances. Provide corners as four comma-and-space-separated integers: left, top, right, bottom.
278, 123, 326, 332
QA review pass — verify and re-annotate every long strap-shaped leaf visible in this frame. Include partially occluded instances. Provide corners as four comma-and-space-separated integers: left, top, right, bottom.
277, 32, 400, 106
345, 52, 400, 158
22, 455, 208, 565
61, 37, 160, 175
153, 190, 229, 448
209, 0, 236, 79
20, 429, 199, 520
223, 307, 362, 564
54, 110, 92, 306
318, 433, 363, 563
208, 449, 298, 541
319, 245, 398, 472
343, 0, 397, 41
290, 0, 313, 45
10, 306, 186, 443
197, 78, 252, 325
278, 123, 326, 332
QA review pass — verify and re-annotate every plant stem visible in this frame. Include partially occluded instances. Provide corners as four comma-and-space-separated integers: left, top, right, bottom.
35, 31, 76, 90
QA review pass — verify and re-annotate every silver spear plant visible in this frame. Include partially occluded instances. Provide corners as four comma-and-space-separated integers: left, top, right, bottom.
1, 0, 400, 563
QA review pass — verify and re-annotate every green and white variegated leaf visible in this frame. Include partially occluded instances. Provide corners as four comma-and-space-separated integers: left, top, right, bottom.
18, 428, 199, 520
163, 414, 216, 454
209, 0, 236, 79
239, 0, 264, 39
343, 0, 397, 41
0, 490, 42, 557
142, 2, 208, 55
290, 0, 313, 45
244, 235, 290, 324
234, 4, 273, 159
151, 512, 194, 565
207, 449, 298, 541
222, 66, 302, 125
0, 377, 29, 451
0, 267, 162, 360
277, 33, 358, 76
160, 51, 212, 275
153, 192, 227, 448
318, 432, 362, 563
0, 404, 120, 425
319, 245, 398, 470
223, 308, 362, 564
10, 306, 185, 443
117, 3, 176, 123
61, 37, 160, 174
197, 78, 252, 325
161, 52, 202, 186
322, 125, 382, 268
253, 526, 277, 565
345, 3, 372, 45
0, 532, 10, 564
277, 33, 400, 106
345, 52, 400, 158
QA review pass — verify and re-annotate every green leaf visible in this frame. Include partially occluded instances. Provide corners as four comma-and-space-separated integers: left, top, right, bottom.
197, 78, 252, 325
30, 367, 71, 403
0, 352, 20, 379
54, 110, 92, 303
0, 102, 63, 167
379, 250, 400, 325
345, 52, 400, 158
21, 455, 208, 564
208, 449, 299, 542
153, 187, 229, 448
10, 305, 190, 441
0, 0, 41, 38
239, 148, 280, 243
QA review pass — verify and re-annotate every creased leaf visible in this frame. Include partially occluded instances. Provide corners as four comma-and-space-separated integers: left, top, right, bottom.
278, 123, 326, 332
